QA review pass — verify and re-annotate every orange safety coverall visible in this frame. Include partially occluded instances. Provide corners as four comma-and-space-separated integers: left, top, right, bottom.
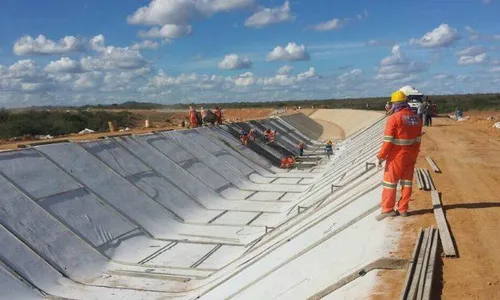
377, 107, 423, 213
241, 134, 249, 146
248, 130, 255, 141
215, 109, 222, 124
189, 110, 198, 128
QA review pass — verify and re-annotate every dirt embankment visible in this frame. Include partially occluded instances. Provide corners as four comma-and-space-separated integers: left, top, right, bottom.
0, 107, 280, 150
372, 112, 500, 299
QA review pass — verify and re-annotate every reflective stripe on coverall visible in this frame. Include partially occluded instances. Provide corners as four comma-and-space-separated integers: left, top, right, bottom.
377, 107, 423, 213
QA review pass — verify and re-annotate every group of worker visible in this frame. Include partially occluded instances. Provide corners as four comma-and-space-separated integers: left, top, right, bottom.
376, 90, 423, 221
187, 106, 224, 128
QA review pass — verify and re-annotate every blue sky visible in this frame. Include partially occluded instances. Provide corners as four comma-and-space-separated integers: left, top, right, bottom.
0, 0, 499, 107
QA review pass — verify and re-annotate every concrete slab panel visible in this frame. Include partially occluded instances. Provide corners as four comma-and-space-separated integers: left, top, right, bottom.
0, 175, 108, 282
0, 150, 80, 200
213, 211, 260, 225
219, 187, 254, 200
197, 245, 246, 270
147, 243, 215, 268
248, 191, 284, 201
38, 188, 136, 248
0, 263, 41, 300
272, 178, 302, 185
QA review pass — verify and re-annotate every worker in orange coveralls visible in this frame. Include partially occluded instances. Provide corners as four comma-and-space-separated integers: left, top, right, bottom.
188, 106, 198, 128
375, 90, 423, 221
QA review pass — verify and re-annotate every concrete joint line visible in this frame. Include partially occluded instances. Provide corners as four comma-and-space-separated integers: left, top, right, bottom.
138, 241, 178, 265
191, 244, 222, 269
307, 257, 409, 300
246, 212, 264, 226
208, 211, 228, 224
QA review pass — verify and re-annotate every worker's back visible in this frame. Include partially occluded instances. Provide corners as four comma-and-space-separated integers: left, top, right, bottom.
383, 108, 422, 160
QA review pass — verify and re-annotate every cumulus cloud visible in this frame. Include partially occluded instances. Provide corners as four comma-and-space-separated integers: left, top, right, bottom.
464, 26, 500, 41
456, 46, 485, 57
458, 53, 487, 65
127, 0, 254, 25
81, 46, 149, 71
234, 72, 255, 86
44, 57, 83, 73
338, 69, 363, 82
244, 1, 295, 28
138, 24, 193, 40
257, 67, 317, 87
376, 45, 427, 81
13, 35, 87, 55
312, 18, 346, 31
73, 72, 104, 91
409, 24, 461, 48
277, 65, 293, 75
217, 54, 252, 70
266, 42, 310, 62
130, 40, 160, 50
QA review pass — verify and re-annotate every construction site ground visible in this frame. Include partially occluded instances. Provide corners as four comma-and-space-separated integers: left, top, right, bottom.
373, 111, 500, 300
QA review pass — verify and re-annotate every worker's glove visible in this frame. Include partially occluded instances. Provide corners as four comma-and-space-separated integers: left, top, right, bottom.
377, 157, 385, 168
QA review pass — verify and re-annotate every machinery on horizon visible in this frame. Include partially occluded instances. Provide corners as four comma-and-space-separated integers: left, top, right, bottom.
398, 85, 426, 113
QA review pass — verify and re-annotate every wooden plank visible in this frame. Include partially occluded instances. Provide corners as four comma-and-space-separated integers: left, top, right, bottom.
407, 228, 431, 300
431, 191, 457, 257
400, 228, 424, 300
425, 156, 441, 173
422, 229, 440, 300
425, 169, 436, 191
417, 227, 435, 300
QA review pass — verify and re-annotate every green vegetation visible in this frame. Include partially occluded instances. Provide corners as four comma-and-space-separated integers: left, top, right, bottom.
0, 109, 138, 139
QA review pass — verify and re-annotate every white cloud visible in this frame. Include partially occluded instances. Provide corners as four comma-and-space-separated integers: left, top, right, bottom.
338, 69, 363, 82
266, 42, 310, 61
89, 35, 106, 52
456, 46, 485, 57
244, 1, 294, 28
312, 18, 346, 31
490, 66, 500, 73
465, 26, 480, 41
409, 24, 461, 48
81, 46, 149, 71
277, 65, 293, 75
464, 26, 500, 41
297, 67, 316, 80
376, 45, 427, 81
130, 40, 160, 50
234, 72, 255, 86
44, 57, 83, 73
13, 35, 87, 55
127, 0, 254, 25
458, 53, 487, 65
73, 72, 104, 91
217, 54, 252, 70
138, 24, 192, 40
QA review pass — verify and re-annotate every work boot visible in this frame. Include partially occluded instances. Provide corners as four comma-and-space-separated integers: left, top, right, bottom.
398, 211, 409, 217
375, 210, 397, 221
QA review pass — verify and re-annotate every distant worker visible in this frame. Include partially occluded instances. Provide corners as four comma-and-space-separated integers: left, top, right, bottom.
264, 129, 276, 143
200, 107, 207, 125
375, 90, 423, 221
280, 155, 296, 169
248, 128, 256, 141
214, 106, 223, 124
325, 140, 333, 159
188, 106, 198, 128
297, 142, 305, 156
240, 130, 249, 147
385, 102, 393, 114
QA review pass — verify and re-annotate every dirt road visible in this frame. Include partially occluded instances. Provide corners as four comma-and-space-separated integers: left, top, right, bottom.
373, 113, 500, 299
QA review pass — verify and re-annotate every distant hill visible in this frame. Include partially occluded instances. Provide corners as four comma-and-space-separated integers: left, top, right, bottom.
5, 93, 500, 113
